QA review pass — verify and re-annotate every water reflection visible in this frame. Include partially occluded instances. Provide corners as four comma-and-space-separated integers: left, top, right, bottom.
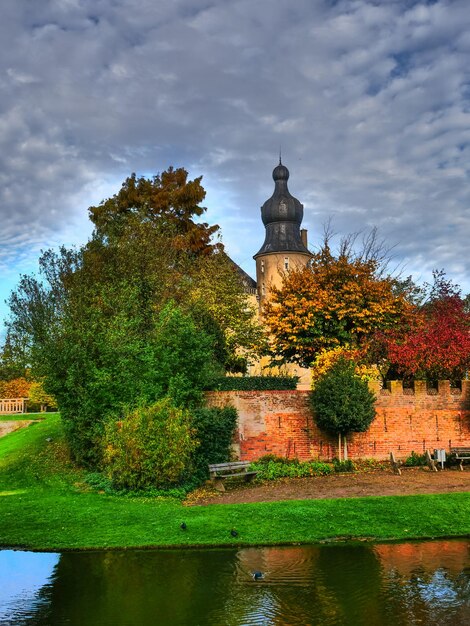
0, 551, 59, 624
375, 541, 470, 626
0, 540, 468, 626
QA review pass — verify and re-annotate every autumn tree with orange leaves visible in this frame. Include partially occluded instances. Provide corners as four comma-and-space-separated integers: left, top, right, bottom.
0, 377, 30, 399
263, 241, 413, 368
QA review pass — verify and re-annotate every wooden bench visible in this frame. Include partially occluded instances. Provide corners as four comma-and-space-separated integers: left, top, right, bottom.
389, 451, 402, 475
208, 461, 258, 492
390, 450, 438, 474
425, 449, 438, 472
450, 447, 470, 471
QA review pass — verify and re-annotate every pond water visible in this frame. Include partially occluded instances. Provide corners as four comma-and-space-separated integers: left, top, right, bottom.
0, 540, 469, 626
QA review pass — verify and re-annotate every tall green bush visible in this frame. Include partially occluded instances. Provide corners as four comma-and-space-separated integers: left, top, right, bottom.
311, 357, 376, 460
103, 398, 197, 491
191, 406, 238, 480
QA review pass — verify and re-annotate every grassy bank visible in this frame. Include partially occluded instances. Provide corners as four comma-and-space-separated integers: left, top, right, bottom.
0, 413, 46, 421
1, 414, 469, 551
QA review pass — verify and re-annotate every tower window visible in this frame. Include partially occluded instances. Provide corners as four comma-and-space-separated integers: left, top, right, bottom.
261, 260, 265, 273
284, 257, 289, 270
261, 283, 266, 296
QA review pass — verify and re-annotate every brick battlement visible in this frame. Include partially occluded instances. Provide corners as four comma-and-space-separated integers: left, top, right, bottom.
373, 379, 470, 398
205, 382, 470, 462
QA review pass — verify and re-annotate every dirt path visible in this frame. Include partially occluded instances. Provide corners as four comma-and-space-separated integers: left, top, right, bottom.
186, 467, 470, 506
0, 420, 35, 437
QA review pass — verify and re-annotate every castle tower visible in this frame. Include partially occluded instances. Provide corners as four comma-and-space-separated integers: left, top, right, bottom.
254, 161, 312, 310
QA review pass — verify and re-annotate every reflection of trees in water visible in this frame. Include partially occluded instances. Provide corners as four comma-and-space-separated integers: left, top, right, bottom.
227, 545, 382, 625
314, 544, 383, 625
232, 543, 470, 626
45, 551, 239, 626
19, 549, 234, 626
7, 541, 470, 626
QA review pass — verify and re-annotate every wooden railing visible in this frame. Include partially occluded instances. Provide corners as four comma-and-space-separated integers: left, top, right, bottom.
0, 398, 26, 414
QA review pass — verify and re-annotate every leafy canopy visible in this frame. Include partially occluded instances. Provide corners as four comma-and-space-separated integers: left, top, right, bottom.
373, 271, 470, 382
264, 239, 412, 367
89, 166, 219, 254
0, 377, 30, 399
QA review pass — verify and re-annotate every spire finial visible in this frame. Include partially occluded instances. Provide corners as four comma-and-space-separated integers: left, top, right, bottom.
279, 146, 282, 165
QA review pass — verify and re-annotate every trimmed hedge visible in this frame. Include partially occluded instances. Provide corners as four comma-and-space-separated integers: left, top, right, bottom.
249, 458, 332, 480
208, 376, 298, 391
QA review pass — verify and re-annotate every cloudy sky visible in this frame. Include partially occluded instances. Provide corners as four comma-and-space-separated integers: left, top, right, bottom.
1, 0, 469, 335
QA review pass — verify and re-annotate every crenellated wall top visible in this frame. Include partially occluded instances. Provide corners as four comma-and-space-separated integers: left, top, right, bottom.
368, 380, 470, 397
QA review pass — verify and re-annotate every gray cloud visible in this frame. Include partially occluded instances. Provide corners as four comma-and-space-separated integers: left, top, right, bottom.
1, 0, 470, 327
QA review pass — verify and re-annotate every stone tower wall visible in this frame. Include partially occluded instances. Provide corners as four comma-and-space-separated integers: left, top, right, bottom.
255, 251, 311, 310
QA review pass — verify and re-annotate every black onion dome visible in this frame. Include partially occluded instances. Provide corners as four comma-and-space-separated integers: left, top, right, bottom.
254, 162, 310, 257
272, 163, 289, 182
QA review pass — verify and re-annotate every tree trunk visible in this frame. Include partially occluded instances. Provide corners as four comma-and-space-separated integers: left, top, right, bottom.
338, 432, 342, 461
343, 434, 348, 461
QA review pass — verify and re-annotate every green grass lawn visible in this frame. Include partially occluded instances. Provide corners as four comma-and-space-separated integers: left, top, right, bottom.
0, 413, 47, 421
0, 414, 469, 551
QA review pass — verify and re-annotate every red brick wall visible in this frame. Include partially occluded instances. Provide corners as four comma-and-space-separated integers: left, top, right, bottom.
205, 380, 470, 461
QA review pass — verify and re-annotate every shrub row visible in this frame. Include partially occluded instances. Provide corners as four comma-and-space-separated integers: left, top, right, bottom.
208, 376, 298, 391
249, 458, 333, 480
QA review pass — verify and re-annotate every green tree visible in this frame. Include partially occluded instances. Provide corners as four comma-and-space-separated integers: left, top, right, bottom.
185, 252, 265, 367
7, 167, 256, 466
87, 167, 263, 366
0, 329, 29, 380
311, 358, 376, 460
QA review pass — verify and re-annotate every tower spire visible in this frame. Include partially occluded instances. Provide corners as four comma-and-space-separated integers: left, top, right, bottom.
254, 161, 309, 257
253, 162, 312, 309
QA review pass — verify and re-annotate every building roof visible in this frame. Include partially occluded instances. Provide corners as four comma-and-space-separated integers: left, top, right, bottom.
254, 161, 310, 258
231, 259, 257, 293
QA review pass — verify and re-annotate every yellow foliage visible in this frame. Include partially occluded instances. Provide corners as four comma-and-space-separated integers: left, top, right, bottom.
0, 377, 31, 398
311, 347, 381, 389
28, 380, 58, 410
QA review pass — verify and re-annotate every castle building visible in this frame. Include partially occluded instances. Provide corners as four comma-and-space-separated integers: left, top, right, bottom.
253, 160, 312, 310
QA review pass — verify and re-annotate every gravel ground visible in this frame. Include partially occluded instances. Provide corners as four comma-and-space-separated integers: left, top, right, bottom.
186, 467, 470, 506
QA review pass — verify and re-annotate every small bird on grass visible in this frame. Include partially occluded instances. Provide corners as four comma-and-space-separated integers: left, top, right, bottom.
252, 571, 264, 581
180, 522, 187, 530
230, 529, 238, 537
